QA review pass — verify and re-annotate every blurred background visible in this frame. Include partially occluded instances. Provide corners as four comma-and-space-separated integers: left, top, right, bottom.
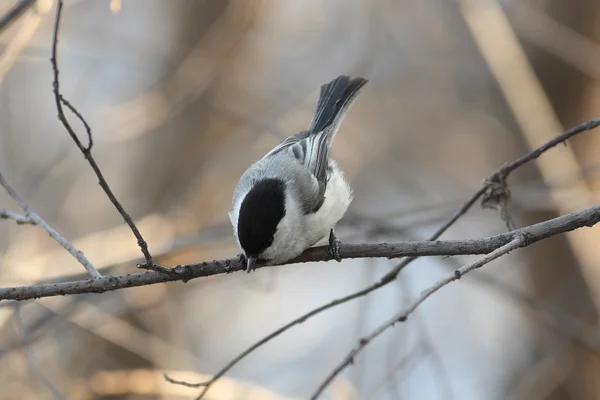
0, 0, 600, 399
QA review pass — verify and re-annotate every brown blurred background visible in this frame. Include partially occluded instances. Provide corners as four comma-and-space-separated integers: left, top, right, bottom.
1, 0, 600, 399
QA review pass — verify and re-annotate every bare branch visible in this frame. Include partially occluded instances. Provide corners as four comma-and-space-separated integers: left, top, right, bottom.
302, 118, 600, 400
0, 171, 101, 278
50, 0, 153, 267
0, 209, 34, 225
497, 118, 600, 179
0, 204, 598, 303
310, 236, 526, 399
482, 118, 600, 224
177, 117, 600, 397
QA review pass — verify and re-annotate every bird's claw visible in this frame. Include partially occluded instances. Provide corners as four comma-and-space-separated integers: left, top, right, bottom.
329, 229, 342, 262
239, 253, 257, 273
238, 253, 250, 272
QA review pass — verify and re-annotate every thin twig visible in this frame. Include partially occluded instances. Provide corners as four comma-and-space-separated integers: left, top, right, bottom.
302, 120, 600, 397
14, 305, 67, 400
167, 190, 486, 398
498, 103, 600, 177
482, 118, 600, 224
58, 95, 93, 150
310, 236, 526, 399
0, 0, 36, 35
0, 209, 34, 224
50, 0, 153, 267
0, 171, 101, 278
172, 117, 600, 396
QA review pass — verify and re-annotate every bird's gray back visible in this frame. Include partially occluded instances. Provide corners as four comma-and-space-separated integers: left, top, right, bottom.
232, 152, 321, 214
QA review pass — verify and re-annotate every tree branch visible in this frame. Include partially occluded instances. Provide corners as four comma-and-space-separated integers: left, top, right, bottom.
0, 171, 101, 278
0, 209, 34, 225
50, 0, 153, 267
496, 118, 600, 177
302, 118, 600, 397
0, 203, 598, 301
174, 117, 600, 398
310, 235, 527, 399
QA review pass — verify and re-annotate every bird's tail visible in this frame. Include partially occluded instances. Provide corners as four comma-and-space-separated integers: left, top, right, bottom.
307, 75, 368, 136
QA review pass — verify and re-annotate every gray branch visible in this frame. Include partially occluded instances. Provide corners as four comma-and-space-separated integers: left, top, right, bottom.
311, 235, 528, 399
0, 171, 101, 279
0, 209, 34, 225
0, 203, 598, 302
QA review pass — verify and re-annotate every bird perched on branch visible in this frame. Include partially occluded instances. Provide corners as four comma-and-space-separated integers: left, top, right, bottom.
230, 75, 368, 272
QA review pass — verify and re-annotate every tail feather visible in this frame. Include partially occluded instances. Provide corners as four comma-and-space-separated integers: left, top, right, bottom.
307, 75, 368, 135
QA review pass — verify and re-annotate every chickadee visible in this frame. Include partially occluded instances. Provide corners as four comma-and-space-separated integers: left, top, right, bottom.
229, 75, 368, 272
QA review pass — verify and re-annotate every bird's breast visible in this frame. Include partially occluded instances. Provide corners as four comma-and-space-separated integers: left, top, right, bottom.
304, 162, 353, 246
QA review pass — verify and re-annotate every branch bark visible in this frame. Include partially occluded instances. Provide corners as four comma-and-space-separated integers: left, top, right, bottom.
0, 209, 34, 225
50, 0, 154, 268
164, 117, 600, 398
310, 235, 527, 399
1, 204, 598, 302
0, 171, 101, 278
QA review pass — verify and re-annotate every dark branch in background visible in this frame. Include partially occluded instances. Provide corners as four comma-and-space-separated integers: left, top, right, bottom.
0, 171, 100, 278
50, 0, 153, 268
1, 204, 600, 303
167, 117, 600, 398
0, 0, 36, 34
481, 118, 600, 228
496, 118, 600, 177
310, 236, 526, 399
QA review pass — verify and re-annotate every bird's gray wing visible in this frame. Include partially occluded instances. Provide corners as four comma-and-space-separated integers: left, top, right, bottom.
262, 131, 310, 159
259, 131, 328, 213
261, 76, 367, 213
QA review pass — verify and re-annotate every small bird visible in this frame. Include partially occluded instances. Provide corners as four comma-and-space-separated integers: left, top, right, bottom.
229, 75, 368, 272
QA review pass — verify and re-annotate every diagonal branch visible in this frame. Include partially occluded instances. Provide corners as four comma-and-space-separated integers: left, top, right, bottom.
304, 119, 600, 398
50, 0, 153, 268
310, 235, 527, 399
0, 171, 101, 278
496, 118, 600, 178
167, 117, 600, 397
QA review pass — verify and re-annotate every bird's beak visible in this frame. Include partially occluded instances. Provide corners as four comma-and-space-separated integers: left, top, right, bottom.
246, 256, 256, 273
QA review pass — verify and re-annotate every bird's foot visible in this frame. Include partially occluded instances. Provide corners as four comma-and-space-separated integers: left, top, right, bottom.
329, 229, 342, 262
239, 253, 257, 273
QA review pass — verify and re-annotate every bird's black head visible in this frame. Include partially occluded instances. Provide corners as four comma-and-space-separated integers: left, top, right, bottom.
237, 178, 286, 259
